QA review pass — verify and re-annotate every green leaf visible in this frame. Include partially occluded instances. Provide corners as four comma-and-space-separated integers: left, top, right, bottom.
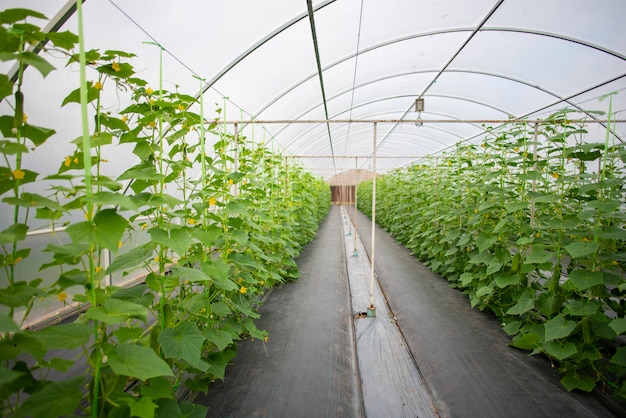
99, 114, 129, 131
4, 192, 64, 211
525, 249, 554, 264
33, 322, 91, 349
171, 265, 210, 283
594, 225, 626, 240
15, 376, 84, 418
486, 259, 503, 275
97, 62, 135, 78
140, 376, 174, 400
544, 314, 577, 342
85, 298, 147, 324
62, 84, 99, 106
205, 348, 237, 381
588, 199, 622, 212
108, 342, 173, 381
560, 371, 595, 392
204, 329, 234, 351
66, 208, 128, 252
71, 132, 113, 148
476, 233, 498, 252
83, 191, 139, 211
127, 396, 158, 418
564, 241, 600, 258
117, 162, 164, 181
149, 227, 194, 256
494, 272, 519, 288
0, 313, 20, 333
505, 289, 535, 315
0, 366, 22, 385
543, 340, 578, 360
19, 123, 55, 146
0, 8, 47, 23
563, 300, 599, 316
0, 51, 55, 77
200, 259, 237, 291
0, 140, 28, 155
502, 321, 521, 336
568, 270, 603, 291
609, 318, 626, 336
0, 332, 46, 361
226, 200, 249, 216
46, 31, 78, 49
158, 321, 206, 370
610, 347, 626, 366
510, 333, 540, 350
106, 244, 154, 275
0, 74, 13, 101
504, 201, 528, 213
210, 302, 231, 317
0, 223, 28, 244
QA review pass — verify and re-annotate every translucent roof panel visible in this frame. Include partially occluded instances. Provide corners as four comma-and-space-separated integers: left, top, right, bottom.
3, 0, 625, 180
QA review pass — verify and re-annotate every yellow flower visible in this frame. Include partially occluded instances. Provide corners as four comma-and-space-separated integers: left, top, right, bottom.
149, 121, 156, 128
154, 256, 160, 263
612, 260, 619, 266
118, 240, 123, 248
111, 62, 121, 72
228, 179, 234, 185
209, 197, 217, 206
140, 222, 147, 230
188, 218, 196, 225
95, 266, 103, 273
73, 157, 79, 164
64, 156, 71, 167
22, 113, 28, 123
93, 81, 103, 90
239, 286, 247, 294
12, 169, 25, 180
146, 87, 154, 95
263, 335, 269, 342
121, 115, 129, 123
260, 280, 265, 286
57, 292, 68, 302
177, 104, 185, 111
551, 172, 559, 179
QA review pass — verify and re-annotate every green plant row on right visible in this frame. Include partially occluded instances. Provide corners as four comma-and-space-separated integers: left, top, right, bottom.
358, 111, 626, 400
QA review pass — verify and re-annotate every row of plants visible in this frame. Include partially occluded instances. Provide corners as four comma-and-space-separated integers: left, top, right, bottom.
0, 7, 330, 417
357, 110, 626, 400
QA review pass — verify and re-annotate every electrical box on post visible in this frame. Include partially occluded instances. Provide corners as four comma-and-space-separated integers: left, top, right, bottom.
415, 98, 424, 112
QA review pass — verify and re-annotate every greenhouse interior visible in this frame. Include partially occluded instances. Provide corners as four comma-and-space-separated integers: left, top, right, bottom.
0, 0, 625, 417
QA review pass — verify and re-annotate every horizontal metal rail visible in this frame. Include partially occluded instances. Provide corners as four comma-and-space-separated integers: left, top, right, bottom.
222, 118, 624, 124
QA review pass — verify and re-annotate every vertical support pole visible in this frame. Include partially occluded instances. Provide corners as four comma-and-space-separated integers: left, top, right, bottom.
353, 157, 358, 254
528, 122, 539, 287
368, 123, 377, 317
233, 122, 239, 196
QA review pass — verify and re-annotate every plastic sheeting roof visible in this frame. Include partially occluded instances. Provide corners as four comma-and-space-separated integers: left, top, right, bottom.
4, 0, 626, 178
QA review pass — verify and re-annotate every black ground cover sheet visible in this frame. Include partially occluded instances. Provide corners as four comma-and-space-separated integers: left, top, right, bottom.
195, 206, 622, 417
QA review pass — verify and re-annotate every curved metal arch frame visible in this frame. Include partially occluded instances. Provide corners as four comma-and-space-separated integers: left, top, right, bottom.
238, 29, 622, 141
279, 90, 517, 155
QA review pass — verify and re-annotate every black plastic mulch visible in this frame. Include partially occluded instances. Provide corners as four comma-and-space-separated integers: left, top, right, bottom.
193, 206, 362, 417
352, 209, 623, 418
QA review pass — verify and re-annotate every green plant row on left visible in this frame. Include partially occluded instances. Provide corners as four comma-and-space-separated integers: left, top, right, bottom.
0, 8, 330, 417
358, 112, 625, 401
